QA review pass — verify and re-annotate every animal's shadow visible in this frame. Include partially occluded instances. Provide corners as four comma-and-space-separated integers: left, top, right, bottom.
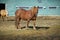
7, 19, 15, 21
21, 26, 50, 30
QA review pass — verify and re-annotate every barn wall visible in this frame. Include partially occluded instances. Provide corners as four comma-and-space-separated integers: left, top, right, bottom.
0, 0, 60, 16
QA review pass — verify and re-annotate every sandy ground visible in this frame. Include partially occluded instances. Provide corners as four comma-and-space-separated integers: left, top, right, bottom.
0, 16, 60, 40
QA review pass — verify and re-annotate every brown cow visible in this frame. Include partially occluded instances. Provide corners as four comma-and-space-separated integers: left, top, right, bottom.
15, 6, 39, 30
0, 9, 8, 21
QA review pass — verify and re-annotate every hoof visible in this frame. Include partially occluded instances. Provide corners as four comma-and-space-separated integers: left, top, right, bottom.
33, 28, 36, 30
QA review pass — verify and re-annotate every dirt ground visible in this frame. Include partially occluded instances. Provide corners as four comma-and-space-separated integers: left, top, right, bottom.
0, 16, 60, 40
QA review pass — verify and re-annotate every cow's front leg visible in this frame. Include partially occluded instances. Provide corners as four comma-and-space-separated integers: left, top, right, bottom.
26, 20, 30, 29
33, 20, 36, 30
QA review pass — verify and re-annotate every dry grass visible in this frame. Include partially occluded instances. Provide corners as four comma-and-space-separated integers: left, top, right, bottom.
0, 26, 60, 40
0, 16, 60, 40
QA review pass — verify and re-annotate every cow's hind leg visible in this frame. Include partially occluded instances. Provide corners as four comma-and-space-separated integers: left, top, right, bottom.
15, 17, 19, 29
2, 16, 5, 21
18, 18, 22, 29
6, 14, 8, 21
15, 17, 21, 30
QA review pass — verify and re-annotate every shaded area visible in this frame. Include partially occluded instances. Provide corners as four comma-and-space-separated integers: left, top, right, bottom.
21, 26, 50, 30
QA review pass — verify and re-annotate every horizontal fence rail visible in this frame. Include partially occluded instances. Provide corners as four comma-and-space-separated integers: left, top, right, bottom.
16, 6, 60, 9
